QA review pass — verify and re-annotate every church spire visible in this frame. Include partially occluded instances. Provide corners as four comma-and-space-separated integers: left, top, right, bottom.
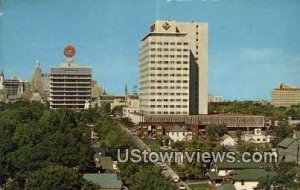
36, 60, 40, 68
0, 68, 3, 77
125, 84, 128, 95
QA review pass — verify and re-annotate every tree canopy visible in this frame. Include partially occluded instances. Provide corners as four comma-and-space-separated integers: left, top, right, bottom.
118, 162, 176, 190
0, 102, 93, 189
208, 101, 300, 120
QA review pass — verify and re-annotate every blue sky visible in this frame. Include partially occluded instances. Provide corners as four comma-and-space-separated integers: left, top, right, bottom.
0, 0, 299, 100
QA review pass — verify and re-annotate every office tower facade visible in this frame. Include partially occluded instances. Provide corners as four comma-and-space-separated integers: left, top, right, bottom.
50, 46, 92, 109
271, 83, 300, 107
139, 20, 208, 115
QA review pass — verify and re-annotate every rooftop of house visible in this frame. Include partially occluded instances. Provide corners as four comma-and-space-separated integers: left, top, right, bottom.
229, 169, 275, 181
94, 154, 113, 170
220, 134, 235, 141
206, 171, 223, 180
277, 137, 298, 148
83, 173, 122, 189
215, 161, 264, 170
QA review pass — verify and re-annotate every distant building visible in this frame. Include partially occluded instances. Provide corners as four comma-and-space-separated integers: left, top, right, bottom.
41, 74, 50, 101
122, 94, 140, 117
91, 80, 102, 107
220, 135, 237, 147
138, 114, 265, 139
0, 70, 31, 102
91, 80, 102, 98
208, 95, 224, 103
31, 60, 43, 93
139, 20, 208, 115
166, 125, 192, 143
0, 69, 4, 90
50, 45, 92, 109
30, 60, 50, 101
242, 128, 273, 144
3, 76, 24, 97
277, 137, 300, 163
207, 161, 274, 189
98, 95, 126, 107
111, 98, 127, 110
271, 83, 300, 107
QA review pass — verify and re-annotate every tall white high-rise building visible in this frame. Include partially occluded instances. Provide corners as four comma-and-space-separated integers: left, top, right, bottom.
139, 20, 208, 115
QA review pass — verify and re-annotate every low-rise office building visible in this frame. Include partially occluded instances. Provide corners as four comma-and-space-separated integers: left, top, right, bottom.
271, 83, 300, 107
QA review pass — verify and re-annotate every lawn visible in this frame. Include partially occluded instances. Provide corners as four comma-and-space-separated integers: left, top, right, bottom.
188, 183, 208, 190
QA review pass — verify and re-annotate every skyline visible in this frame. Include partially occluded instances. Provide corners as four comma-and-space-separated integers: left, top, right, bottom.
0, 0, 300, 101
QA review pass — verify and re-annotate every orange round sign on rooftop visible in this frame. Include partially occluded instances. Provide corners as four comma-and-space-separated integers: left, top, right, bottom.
64, 45, 76, 58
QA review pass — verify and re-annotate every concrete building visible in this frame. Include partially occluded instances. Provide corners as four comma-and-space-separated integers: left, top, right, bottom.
91, 80, 102, 98
3, 77, 24, 97
139, 20, 208, 115
30, 60, 51, 101
98, 95, 126, 107
208, 95, 224, 103
271, 83, 300, 107
111, 98, 127, 110
50, 47, 92, 109
31, 60, 43, 93
0, 69, 33, 102
90, 80, 102, 107
122, 94, 140, 117
29, 59, 52, 101
41, 74, 50, 101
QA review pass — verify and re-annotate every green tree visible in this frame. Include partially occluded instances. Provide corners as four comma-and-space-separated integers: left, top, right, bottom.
257, 174, 277, 190
205, 124, 228, 141
119, 162, 176, 190
25, 165, 82, 190
274, 122, 294, 144
0, 102, 92, 187
257, 162, 300, 190
94, 115, 130, 152
111, 105, 125, 117
99, 102, 111, 114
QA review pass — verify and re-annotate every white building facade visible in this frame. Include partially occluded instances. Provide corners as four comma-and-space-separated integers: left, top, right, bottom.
139, 20, 208, 115
50, 61, 92, 109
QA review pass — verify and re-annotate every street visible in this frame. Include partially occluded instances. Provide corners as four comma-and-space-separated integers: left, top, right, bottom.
120, 124, 191, 190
